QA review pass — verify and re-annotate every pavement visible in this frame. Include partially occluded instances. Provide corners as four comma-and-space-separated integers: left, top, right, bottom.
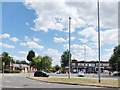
1, 73, 119, 88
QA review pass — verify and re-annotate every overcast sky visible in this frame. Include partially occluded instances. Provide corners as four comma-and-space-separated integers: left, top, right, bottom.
1, 0, 118, 66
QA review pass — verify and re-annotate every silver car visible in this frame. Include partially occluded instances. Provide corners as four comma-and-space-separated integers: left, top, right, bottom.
78, 71, 85, 77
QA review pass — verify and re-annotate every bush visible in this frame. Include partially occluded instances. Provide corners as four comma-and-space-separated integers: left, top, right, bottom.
4, 69, 20, 73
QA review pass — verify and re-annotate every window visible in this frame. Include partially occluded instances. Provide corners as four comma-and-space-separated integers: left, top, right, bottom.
72, 63, 76, 66
78, 63, 84, 66
104, 64, 108, 67
91, 64, 95, 67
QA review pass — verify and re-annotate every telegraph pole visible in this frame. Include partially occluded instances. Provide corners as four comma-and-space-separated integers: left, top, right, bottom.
68, 17, 71, 78
97, 0, 101, 83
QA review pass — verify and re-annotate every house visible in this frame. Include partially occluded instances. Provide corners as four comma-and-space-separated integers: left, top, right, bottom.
63, 60, 111, 73
8, 64, 37, 73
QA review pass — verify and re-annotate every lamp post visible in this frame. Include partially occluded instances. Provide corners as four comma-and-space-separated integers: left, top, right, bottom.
83, 46, 86, 74
97, 0, 101, 83
68, 17, 71, 78
3, 62, 5, 76
77, 46, 86, 74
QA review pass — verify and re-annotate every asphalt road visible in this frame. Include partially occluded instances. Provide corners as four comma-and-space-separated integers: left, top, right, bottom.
1, 73, 102, 88
1, 73, 118, 88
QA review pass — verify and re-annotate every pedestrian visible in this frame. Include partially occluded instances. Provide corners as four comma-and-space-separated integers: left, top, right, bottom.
109, 71, 111, 76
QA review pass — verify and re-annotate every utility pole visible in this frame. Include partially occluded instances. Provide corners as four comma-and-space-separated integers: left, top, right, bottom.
97, 0, 101, 83
68, 17, 71, 78
84, 46, 86, 74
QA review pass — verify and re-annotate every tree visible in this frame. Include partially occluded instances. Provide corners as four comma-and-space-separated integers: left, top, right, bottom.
61, 50, 72, 67
27, 50, 35, 62
20, 61, 29, 65
32, 55, 43, 70
41, 56, 53, 72
15, 60, 20, 64
54, 65, 62, 71
2, 52, 15, 69
109, 45, 120, 71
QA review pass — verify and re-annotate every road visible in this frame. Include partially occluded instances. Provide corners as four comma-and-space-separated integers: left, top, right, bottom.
1, 73, 118, 88
1, 73, 102, 88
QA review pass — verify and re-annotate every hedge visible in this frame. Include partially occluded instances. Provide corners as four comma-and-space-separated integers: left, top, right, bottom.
4, 69, 20, 73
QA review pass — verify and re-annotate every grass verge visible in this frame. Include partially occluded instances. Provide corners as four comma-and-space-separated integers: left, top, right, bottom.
27, 77, 120, 88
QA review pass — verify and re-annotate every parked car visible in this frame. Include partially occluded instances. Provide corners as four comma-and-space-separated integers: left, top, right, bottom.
103, 70, 109, 74
34, 71, 49, 77
56, 70, 60, 74
73, 69, 77, 73
112, 71, 120, 76
78, 71, 85, 77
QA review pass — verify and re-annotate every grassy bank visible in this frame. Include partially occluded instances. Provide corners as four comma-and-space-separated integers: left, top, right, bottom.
28, 77, 119, 88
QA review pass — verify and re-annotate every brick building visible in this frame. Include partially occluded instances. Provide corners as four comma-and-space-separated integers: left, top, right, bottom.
63, 60, 111, 73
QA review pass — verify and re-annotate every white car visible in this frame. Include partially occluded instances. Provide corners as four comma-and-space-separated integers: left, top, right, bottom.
78, 71, 85, 77
103, 70, 109, 74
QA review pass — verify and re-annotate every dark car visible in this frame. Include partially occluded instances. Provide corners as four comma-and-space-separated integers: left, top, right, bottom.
113, 71, 120, 76
34, 71, 49, 77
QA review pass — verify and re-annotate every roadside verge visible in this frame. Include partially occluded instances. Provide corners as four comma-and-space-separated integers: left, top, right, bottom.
27, 77, 119, 88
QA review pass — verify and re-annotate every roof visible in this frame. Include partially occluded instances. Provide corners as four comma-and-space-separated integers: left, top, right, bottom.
12, 64, 29, 67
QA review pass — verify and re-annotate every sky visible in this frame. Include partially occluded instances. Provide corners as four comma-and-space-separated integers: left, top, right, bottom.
1, 0, 118, 66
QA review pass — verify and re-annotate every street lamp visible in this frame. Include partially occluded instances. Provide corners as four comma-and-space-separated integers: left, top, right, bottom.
97, 0, 101, 83
3, 62, 5, 76
77, 46, 86, 74
68, 17, 71, 78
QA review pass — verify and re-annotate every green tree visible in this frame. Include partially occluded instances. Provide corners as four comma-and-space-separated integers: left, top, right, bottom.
61, 50, 72, 67
32, 55, 43, 70
109, 45, 120, 71
41, 56, 53, 72
54, 65, 62, 71
27, 50, 35, 62
15, 60, 20, 64
2, 52, 15, 68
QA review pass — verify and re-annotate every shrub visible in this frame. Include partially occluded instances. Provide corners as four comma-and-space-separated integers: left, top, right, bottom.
4, 69, 20, 73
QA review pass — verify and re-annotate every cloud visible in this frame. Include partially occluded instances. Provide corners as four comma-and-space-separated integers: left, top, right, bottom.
18, 51, 28, 55
24, 1, 117, 34
101, 53, 112, 61
12, 56, 27, 61
66, 2, 117, 28
0, 43, 15, 48
54, 37, 67, 43
25, 36, 31, 41
104, 48, 114, 52
67, 36, 75, 41
9, 37, 19, 42
71, 44, 97, 61
26, 22, 29, 26
43, 48, 61, 66
78, 38, 88, 43
18, 51, 39, 56
24, 1, 86, 33
33, 37, 40, 42
20, 41, 44, 50
78, 27, 118, 46
0, 33, 10, 38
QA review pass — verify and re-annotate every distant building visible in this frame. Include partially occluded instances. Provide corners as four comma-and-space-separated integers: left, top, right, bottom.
63, 60, 111, 73
8, 64, 37, 73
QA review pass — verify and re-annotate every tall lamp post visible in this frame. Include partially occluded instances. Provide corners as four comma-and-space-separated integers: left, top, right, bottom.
3, 62, 5, 76
83, 46, 86, 74
68, 17, 71, 78
97, 0, 101, 83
